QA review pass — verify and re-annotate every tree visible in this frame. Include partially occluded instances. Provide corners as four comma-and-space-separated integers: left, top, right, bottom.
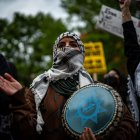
60, 0, 137, 78
0, 12, 67, 86
61, 0, 136, 31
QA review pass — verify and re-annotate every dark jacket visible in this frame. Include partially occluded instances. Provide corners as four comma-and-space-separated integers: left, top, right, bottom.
122, 21, 140, 83
9, 85, 137, 140
122, 20, 140, 140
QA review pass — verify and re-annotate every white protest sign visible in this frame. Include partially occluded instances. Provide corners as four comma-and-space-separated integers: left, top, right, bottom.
96, 5, 140, 44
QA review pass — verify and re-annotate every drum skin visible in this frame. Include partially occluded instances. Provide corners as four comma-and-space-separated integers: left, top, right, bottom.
62, 83, 124, 139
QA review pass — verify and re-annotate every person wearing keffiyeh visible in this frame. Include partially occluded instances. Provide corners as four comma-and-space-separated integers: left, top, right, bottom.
30, 32, 93, 134
119, 0, 140, 139
0, 32, 94, 140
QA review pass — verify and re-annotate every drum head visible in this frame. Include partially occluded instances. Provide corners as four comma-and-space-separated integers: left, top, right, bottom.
62, 83, 123, 138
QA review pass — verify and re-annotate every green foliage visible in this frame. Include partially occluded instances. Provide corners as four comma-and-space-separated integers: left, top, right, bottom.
0, 13, 67, 86
60, 0, 136, 80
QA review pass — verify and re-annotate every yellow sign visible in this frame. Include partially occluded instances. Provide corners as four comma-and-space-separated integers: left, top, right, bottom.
84, 42, 107, 74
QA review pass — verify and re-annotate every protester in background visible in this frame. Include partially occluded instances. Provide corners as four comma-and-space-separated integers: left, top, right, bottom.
0, 53, 18, 140
119, 0, 140, 139
103, 68, 128, 104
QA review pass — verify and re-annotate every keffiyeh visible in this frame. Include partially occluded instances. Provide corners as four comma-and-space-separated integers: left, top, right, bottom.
127, 63, 140, 127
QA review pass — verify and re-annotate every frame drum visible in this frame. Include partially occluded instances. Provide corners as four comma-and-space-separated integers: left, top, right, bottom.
62, 83, 124, 139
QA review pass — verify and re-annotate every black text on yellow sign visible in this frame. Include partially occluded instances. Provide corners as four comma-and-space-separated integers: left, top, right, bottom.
84, 42, 107, 74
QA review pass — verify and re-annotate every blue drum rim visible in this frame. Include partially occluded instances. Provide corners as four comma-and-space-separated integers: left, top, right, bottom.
62, 83, 124, 139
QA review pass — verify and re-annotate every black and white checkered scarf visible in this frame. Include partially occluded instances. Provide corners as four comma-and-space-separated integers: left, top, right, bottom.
127, 63, 140, 127
30, 32, 93, 133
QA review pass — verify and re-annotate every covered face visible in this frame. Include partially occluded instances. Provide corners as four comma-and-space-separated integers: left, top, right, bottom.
52, 32, 85, 74
53, 32, 85, 59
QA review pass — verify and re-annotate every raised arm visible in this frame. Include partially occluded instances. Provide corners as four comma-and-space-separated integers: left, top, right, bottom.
119, 0, 140, 81
119, 0, 140, 133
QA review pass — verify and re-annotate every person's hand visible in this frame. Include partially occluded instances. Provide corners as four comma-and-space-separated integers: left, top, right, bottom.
80, 128, 96, 140
119, 0, 132, 22
0, 73, 22, 96
119, 0, 131, 10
